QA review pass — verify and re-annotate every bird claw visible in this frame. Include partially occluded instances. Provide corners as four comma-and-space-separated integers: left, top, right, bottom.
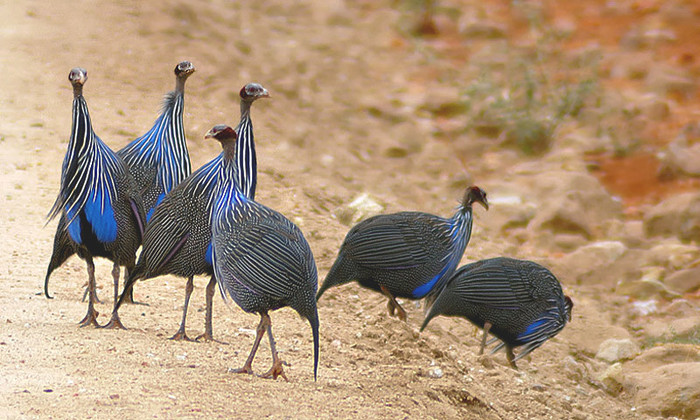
169, 330, 195, 342
259, 360, 289, 382
229, 365, 254, 376
78, 309, 100, 328
194, 333, 228, 345
100, 316, 127, 330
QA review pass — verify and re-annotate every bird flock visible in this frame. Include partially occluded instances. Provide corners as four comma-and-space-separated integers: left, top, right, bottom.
44, 62, 573, 381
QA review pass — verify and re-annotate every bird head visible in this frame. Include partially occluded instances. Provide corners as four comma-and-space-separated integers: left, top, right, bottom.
68, 68, 88, 87
240, 83, 270, 102
463, 186, 489, 210
174, 61, 196, 79
205, 124, 237, 146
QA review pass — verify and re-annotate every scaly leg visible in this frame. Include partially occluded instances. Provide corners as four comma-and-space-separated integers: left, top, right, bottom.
380, 285, 407, 321
170, 276, 194, 341
78, 256, 100, 327
101, 264, 126, 329
479, 321, 492, 355
231, 314, 267, 375
81, 282, 102, 303
196, 276, 226, 343
259, 313, 288, 382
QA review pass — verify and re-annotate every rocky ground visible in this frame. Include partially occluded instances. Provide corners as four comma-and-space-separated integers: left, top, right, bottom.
0, 0, 698, 418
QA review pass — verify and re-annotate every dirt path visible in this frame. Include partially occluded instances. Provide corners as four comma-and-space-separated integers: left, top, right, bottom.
1, 1, 684, 418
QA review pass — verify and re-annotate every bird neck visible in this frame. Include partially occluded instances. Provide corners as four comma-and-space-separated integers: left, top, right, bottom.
240, 100, 252, 121
70, 96, 93, 150
175, 77, 187, 94
452, 205, 474, 239
73, 86, 83, 99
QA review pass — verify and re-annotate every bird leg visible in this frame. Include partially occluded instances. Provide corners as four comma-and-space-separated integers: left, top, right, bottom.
81, 282, 102, 304
380, 285, 407, 321
195, 276, 226, 344
231, 314, 267, 375
120, 267, 149, 306
78, 256, 100, 328
101, 264, 126, 330
479, 321, 492, 355
259, 313, 289, 382
170, 276, 194, 341
506, 345, 518, 370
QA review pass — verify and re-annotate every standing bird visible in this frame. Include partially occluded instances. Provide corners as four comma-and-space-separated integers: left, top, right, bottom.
46, 62, 195, 306
45, 68, 145, 328
316, 186, 488, 321
420, 257, 574, 369
118, 61, 195, 222
113, 83, 270, 341
209, 124, 319, 381
115, 61, 194, 305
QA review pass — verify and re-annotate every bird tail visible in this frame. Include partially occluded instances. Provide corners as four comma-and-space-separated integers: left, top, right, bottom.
44, 221, 76, 299
308, 307, 320, 381
315, 258, 349, 301
420, 290, 447, 332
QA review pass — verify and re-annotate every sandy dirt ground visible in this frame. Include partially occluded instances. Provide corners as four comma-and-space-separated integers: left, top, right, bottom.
0, 1, 696, 419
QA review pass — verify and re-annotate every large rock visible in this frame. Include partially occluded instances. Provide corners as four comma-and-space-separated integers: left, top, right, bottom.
644, 192, 700, 242
555, 241, 629, 286
525, 171, 623, 240
630, 362, 700, 418
644, 317, 700, 341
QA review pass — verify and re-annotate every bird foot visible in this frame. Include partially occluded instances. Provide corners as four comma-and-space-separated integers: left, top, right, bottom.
170, 330, 195, 342
78, 309, 100, 328
194, 332, 228, 345
259, 360, 289, 382
229, 365, 254, 376
122, 297, 150, 306
100, 316, 127, 330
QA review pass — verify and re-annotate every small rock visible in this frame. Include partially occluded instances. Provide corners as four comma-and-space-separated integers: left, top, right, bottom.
335, 193, 384, 226
630, 300, 657, 316
597, 362, 624, 396
428, 367, 444, 378
664, 266, 700, 294
596, 339, 640, 363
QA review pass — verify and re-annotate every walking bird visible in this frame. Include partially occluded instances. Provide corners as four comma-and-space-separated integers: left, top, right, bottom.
113, 83, 269, 341
420, 257, 573, 369
44, 67, 145, 328
209, 124, 319, 381
316, 186, 488, 321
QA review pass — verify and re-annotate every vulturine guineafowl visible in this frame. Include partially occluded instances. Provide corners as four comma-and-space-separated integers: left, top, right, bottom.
316, 186, 488, 321
209, 124, 319, 381
118, 61, 195, 222
44, 67, 145, 328
113, 83, 269, 341
421, 257, 573, 369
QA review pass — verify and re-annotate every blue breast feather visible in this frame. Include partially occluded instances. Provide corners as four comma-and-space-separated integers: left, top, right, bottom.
66, 189, 118, 244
